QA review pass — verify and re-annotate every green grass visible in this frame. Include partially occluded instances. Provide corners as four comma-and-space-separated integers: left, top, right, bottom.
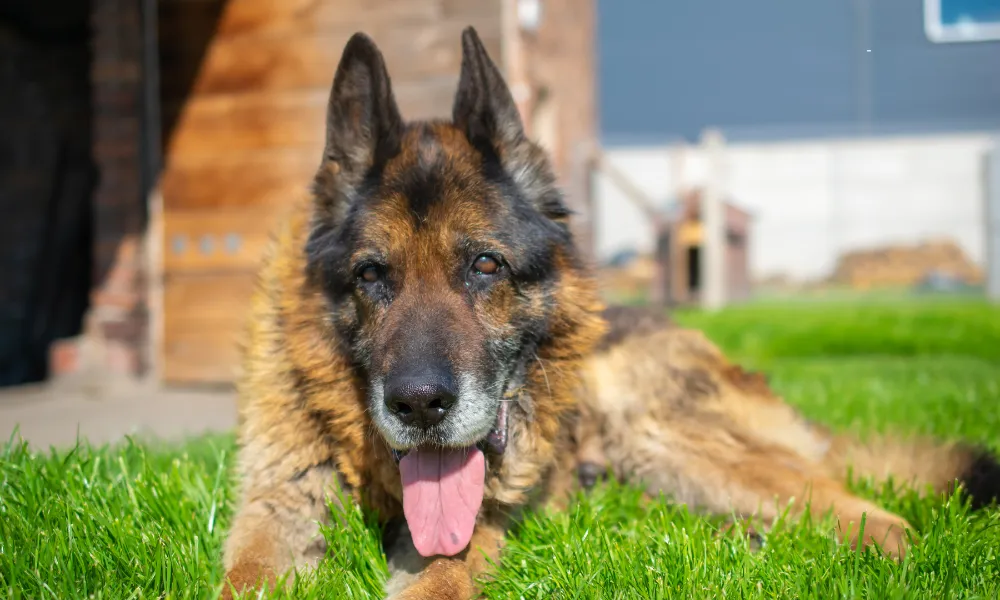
3, 299, 1000, 599
674, 298, 1000, 368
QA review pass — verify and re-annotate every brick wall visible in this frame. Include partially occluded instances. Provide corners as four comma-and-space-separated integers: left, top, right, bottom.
51, 0, 149, 379
520, 0, 598, 261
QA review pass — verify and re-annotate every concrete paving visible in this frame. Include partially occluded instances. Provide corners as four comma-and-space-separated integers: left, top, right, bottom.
0, 377, 237, 450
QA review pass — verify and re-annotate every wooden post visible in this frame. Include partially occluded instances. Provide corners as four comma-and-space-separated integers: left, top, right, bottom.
502, 0, 533, 133
701, 128, 727, 311
666, 142, 689, 306
569, 141, 597, 266
651, 222, 671, 306
986, 137, 1000, 303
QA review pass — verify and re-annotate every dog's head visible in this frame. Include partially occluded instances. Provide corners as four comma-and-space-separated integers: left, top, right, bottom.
305, 28, 580, 457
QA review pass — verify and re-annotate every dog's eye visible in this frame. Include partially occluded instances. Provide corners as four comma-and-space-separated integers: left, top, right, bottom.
472, 254, 501, 276
358, 265, 381, 283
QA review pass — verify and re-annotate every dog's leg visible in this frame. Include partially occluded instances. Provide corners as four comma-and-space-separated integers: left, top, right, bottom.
738, 467, 913, 559
632, 425, 914, 559
219, 440, 342, 600
714, 454, 910, 558
383, 510, 508, 600
575, 402, 610, 490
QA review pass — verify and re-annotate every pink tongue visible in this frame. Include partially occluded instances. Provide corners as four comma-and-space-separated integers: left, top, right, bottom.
399, 446, 485, 557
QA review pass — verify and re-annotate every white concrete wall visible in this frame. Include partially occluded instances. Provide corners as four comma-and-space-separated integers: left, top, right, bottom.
594, 133, 995, 282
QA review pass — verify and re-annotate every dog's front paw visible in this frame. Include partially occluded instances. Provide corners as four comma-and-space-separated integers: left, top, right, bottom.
218, 562, 276, 600
840, 513, 914, 560
385, 558, 475, 600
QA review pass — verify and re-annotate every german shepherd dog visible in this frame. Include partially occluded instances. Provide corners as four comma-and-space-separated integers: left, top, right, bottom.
220, 27, 999, 599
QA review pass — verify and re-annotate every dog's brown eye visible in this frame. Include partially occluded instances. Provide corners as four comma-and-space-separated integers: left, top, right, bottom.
359, 265, 380, 283
473, 255, 501, 275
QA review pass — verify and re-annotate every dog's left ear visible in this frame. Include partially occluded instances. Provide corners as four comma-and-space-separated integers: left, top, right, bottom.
452, 27, 568, 220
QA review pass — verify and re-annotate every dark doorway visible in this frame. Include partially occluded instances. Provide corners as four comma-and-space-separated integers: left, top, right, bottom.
0, 0, 95, 386
687, 245, 701, 294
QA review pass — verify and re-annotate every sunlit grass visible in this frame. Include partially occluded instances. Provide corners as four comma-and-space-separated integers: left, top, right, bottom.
2, 300, 999, 598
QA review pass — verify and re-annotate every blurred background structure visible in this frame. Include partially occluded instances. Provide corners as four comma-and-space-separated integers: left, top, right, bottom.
0, 0, 597, 390
0, 0, 998, 396
594, 0, 1000, 309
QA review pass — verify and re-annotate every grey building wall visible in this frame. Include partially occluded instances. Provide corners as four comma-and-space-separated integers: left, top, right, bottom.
599, 0, 1000, 144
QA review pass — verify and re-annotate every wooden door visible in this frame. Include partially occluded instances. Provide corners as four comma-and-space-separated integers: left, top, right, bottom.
157, 0, 502, 385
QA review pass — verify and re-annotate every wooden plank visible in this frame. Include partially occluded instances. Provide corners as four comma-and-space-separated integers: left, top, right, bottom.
164, 77, 460, 158
159, 34, 342, 99
162, 272, 256, 384
163, 207, 284, 273
158, 0, 505, 386
219, 0, 438, 37
157, 0, 226, 48
164, 271, 257, 325
159, 19, 501, 97
155, 0, 496, 46
201, 0, 498, 39
164, 89, 327, 159
441, 0, 499, 19
156, 0, 227, 105
162, 326, 242, 384
162, 148, 318, 210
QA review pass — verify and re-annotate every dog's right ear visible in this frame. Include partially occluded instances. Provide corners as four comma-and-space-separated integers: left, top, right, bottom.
313, 32, 403, 218
452, 26, 526, 159
452, 26, 568, 221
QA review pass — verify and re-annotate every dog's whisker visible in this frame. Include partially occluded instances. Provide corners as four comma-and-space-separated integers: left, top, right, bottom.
534, 353, 552, 399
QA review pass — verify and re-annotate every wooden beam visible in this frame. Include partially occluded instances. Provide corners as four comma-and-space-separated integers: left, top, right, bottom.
700, 128, 727, 311
590, 148, 662, 221
986, 137, 1000, 302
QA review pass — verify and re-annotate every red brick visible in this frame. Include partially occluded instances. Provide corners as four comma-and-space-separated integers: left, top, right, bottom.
101, 318, 144, 342
104, 341, 140, 375
94, 117, 140, 137
91, 289, 140, 312
96, 262, 140, 287
83, 0, 150, 382
93, 140, 139, 161
92, 62, 141, 83
49, 339, 82, 377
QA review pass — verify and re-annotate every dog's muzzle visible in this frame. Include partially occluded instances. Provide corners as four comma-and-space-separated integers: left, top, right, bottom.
391, 400, 509, 463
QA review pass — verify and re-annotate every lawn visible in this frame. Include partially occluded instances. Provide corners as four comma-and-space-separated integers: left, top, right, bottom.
2, 299, 1000, 599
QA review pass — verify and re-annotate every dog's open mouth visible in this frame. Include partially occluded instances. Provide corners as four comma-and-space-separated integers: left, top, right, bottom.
390, 401, 509, 558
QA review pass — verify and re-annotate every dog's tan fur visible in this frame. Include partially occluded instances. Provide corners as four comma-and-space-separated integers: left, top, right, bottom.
221, 197, 601, 599
575, 317, 991, 558
219, 27, 997, 600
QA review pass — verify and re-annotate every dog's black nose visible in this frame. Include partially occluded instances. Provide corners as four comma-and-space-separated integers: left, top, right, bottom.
384, 375, 457, 428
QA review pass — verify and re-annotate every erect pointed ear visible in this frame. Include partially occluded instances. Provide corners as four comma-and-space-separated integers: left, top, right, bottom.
452, 26, 526, 157
314, 32, 403, 215
452, 27, 569, 221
